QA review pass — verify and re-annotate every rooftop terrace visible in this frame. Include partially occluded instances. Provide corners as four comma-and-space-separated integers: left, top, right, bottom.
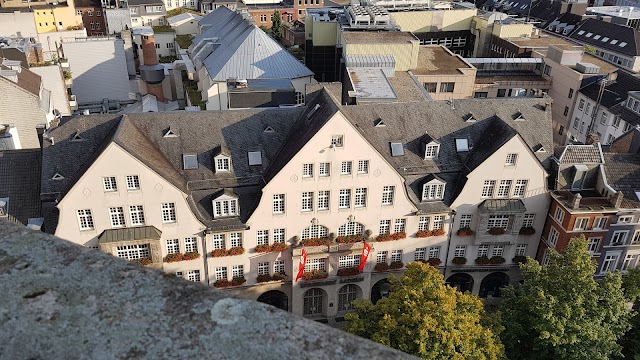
412, 46, 473, 75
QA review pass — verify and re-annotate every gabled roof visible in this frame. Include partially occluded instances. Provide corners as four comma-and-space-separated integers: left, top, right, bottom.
0, 149, 42, 225
569, 18, 640, 57
167, 12, 202, 26
0, 65, 41, 97
579, 71, 640, 109
554, 144, 603, 164
603, 152, 640, 206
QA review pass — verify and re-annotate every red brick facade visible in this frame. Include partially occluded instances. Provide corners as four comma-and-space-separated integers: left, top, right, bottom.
248, 8, 297, 28
77, 7, 106, 36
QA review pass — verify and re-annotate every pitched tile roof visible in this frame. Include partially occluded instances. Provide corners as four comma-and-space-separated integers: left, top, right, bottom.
0, 149, 42, 225
554, 144, 604, 164
603, 152, 640, 206
569, 18, 640, 57
0, 65, 41, 97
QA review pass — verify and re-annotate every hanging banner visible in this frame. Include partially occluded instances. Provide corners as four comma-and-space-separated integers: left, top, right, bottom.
295, 249, 307, 281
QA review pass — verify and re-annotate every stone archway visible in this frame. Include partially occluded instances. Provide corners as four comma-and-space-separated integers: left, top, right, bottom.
257, 290, 289, 311
479, 272, 510, 298
302, 288, 327, 316
446, 273, 474, 293
337, 284, 362, 311
371, 279, 391, 304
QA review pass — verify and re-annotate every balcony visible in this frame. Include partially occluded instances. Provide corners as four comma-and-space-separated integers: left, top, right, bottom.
68, 95, 77, 111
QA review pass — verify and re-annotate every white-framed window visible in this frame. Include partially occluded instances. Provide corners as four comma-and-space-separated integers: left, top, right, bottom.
542, 249, 551, 266
303, 163, 313, 178
339, 255, 360, 268
274, 260, 286, 274
573, 217, 589, 231
433, 215, 444, 230
116, 244, 150, 260
422, 182, 445, 201
394, 219, 406, 233
109, 207, 125, 228
523, 213, 535, 228
258, 262, 270, 275
497, 180, 512, 198
319, 162, 330, 177
129, 205, 145, 226
492, 245, 504, 257
505, 153, 518, 166
601, 254, 619, 274
184, 237, 197, 253
481, 180, 496, 198
317, 191, 330, 210
341, 161, 352, 175
338, 222, 364, 236
612, 231, 629, 245
354, 188, 367, 208
272, 194, 285, 214
257, 230, 269, 245
554, 207, 565, 223
382, 186, 395, 205
459, 214, 472, 229
415, 247, 426, 261
477, 245, 489, 257
618, 216, 634, 224
166, 238, 179, 254
212, 234, 225, 249
339, 189, 351, 208
587, 237, 601, 254
229, 233, 242, 248
548, 227, 559, 247
213, 199, 238, 217
418, 216, 430, 231
103, 176, 117, 192
301, 191, 314, 212
454, 245, 466, 257
513, 180, 528, 197
391, 250, 402, 263
77, 209, 94, 230
622, 254, 640, 271
632, 230, 640, 245
302, 225, 328, 239
357, 160, 369, 174
215, 156, 230, 172
379, 220, 391, 234
126, 175, 140, 190
232, 265, 244, 278
578, 99, 585, 110
161, 203, 176, 223
215, 266, 227, 280
515, 244, 527, 256
305, 258, 326, 271
613, 116, 621, 128
377, 251, 388, 264
601, 112, 608, 125
428, 246, 440, 259
331, 135, 344, 148
425, 144, 439, 158
273, 229, 285, 243
487, 215, 509, 230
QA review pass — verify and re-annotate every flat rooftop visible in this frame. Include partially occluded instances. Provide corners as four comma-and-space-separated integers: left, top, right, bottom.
474, 74, 550, 84
412, 46, 473, 75
587, 6, 640, 19
342, 31, 417, 44
348, 67, 397, 101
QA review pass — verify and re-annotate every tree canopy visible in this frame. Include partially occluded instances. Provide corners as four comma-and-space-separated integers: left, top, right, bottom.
500, 235, 631, 360
271, 10, 283, 40
345, 262, 503, 359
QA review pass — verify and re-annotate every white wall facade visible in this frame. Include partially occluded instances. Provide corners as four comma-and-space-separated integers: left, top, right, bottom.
570, 93, 636, 144
30, 65, 71, 116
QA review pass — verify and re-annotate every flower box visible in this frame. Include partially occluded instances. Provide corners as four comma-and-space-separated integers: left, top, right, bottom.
452, 257, 467, 265
376, 232, 407, 242
374, 263, 390, 271
214, 279, 231, 288
489, 256, 506, 265
456, 227, 474, 236
165, 252, 201, 262
210, 249, 228, 257
390, 261, 404, 269
182, 251, 200, 260
254, 244, 271, 253
302, 269, 328, 280
431, 228, 446, 236
231, 276, 246, 286
475, 256, 491, 265
416, 230, 432, 238
301, 237, 331, 247
488, 227, 506, 235
131, 258, 152, 266
337, 267, 361, 277
257, 273, 287, 283
519, 226, 536, 235
210, 247, 245, 257
270, 242, 289, 252
512, 255, 527, 264
427, 257, 442, 266
335, 235, 364, 244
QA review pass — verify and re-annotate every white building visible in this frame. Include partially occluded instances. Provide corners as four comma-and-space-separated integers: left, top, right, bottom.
167, 12, 202, 35
42, 85, 553, 321
132, 27, 176, 62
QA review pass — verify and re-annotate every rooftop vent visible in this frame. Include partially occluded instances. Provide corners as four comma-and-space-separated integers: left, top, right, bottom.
374, 119, 386, 127
390, 142, 404, 156
163, 128, 178, 138
512, 111, 525, 121
51, 173, 64, 180
463, 113, 476, 122
247, 151, 262, 166
263, 126, 275, 133
71, 131, 84, 141
182, 154, 198, 170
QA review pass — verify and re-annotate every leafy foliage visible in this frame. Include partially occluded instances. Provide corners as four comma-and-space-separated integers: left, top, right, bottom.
500, 235, 631, 360
166, 7, 202, 17
271, 10, 283, 40
345, 262, 503, 359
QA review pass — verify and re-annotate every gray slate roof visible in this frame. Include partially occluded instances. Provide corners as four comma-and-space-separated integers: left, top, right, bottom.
603, 152, 640, 206
0, 149, 42, 225
98, 226, 162, 243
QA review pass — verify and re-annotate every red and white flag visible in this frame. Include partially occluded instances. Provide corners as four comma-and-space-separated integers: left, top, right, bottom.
358, 242, 371, 272
295, 249, 307, 281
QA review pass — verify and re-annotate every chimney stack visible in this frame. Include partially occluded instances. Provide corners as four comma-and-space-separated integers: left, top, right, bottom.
572, 192, 582, 209
139, 34, 166, 102
585, 133, 600, 145
615, 191, 624, 208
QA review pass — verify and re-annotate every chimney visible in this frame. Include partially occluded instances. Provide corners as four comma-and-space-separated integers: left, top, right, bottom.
139, 34, 166, 102
585, 132, 600, 145
572, 192, 582, 209
615, 191, 624, 208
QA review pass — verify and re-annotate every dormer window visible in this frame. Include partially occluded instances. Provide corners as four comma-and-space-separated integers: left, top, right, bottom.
422, 178, 445, 201
213, 193, 239, 218
215, 155, 230, 172
331, 135, 344, 148
425, 143, 440, 159
626, 96, 640, 114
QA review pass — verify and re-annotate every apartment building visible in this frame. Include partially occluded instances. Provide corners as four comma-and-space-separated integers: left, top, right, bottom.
42, 85, 552, 320
246, 4, 296, 28
74, 0, 107, 35
128, 0, 167, 27
570, 71, 640, 145
31, 3, 84, 33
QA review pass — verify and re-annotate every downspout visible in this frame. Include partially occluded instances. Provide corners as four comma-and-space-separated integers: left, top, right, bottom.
442, 209, 456, 278
202, 228, 210, 285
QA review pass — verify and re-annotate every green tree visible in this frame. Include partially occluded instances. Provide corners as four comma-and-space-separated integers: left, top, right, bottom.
618, 269, 640, 360
500, 235, 631, 360
345, 262, 503, 359
271, 10, 283, 40
623, 267, 640, 302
